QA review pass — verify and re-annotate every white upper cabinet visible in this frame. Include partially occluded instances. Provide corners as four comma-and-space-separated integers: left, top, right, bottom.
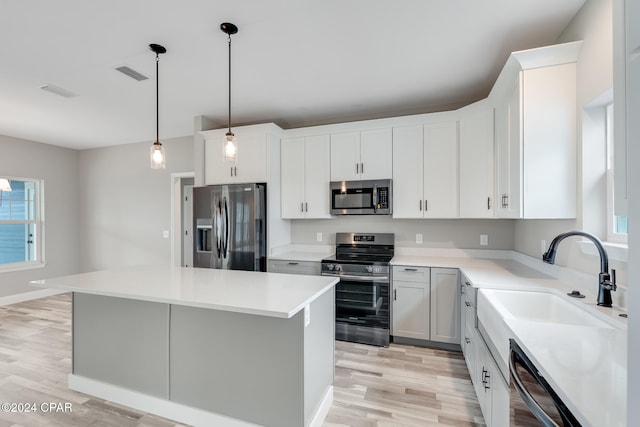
459, 102, 495, 218
203, 124, 280, 185
393, 121, 458, 218
331, 128, 392, 181
281, 135, 331, 219
492, 42, 580, 219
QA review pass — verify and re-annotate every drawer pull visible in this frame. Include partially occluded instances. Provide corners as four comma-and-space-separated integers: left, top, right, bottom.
465, 337, 471, 344
404, 268, 418, 272
465, 301, 471, 307
465, 281, 471, 286
288, 262, 299, 265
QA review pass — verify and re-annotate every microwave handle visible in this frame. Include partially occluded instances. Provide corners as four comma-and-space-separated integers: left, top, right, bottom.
373, 184, 378, 213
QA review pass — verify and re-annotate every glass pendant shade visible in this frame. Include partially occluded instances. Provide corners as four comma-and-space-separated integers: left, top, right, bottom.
224, 132, 237, 162
0, 178, 12, 192
150, 141, 166, 169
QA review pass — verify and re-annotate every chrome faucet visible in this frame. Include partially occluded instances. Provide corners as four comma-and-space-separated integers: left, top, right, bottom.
542, 230, 616, 307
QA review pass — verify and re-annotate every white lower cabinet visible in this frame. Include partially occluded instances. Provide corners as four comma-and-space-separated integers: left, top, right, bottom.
475, 337, 509, 427
430, 268, 460, 344
392, 266, 460, 345
392, 266, 430, 340
460, 275, 509, 427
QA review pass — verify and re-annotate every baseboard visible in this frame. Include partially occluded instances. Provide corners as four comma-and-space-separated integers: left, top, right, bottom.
0, 288, 64, 306
69, 375, 332, 427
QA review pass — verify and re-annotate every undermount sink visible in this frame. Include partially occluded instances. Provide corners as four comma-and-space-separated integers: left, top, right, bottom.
479, 289, 612, 328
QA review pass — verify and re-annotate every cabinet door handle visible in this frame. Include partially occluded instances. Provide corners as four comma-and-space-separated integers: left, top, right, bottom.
305, 202, 308, 212
361, 163, 364, 174
419, 200, 422, 211
487, 197, 491, 210
465, 337, 471, 344
465, 301, 471, 307
301, 203, 304, 213
501, 193, 509, 208
230, 166, 233, 177
424, 200, 428, 211
356, 163, 359, 174
234, 166, 237, 176
465, 281, 471, 287
394, 289, 397, 301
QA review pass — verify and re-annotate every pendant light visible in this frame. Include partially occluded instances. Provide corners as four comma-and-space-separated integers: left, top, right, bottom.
149, 43, 167, 169
221, 22, 238, 162
0, 178, 11, 207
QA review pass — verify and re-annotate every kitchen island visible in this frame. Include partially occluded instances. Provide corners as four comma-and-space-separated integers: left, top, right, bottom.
30, 267, 338, 427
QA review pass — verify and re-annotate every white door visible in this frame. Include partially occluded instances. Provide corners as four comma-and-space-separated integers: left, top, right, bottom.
330, 132, 361, 181
392, 125, 424, 218
182, 185, 193, 267
304, 135, 332, 218
280, 138, 306, 218
459, 106, 495, 218
424, 121, 458, 218
360, 128, 393, 180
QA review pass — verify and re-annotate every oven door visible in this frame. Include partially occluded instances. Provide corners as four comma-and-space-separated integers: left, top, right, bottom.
334, 274, 390, 346
509, 339, 581, 426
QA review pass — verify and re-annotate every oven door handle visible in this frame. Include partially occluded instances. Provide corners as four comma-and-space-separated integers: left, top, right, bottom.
325, 274, 389, 282
509, 348, 560, 427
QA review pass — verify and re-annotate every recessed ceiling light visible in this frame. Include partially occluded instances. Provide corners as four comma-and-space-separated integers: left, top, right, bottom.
40, 84, 78, 98
115, 66, 148, 81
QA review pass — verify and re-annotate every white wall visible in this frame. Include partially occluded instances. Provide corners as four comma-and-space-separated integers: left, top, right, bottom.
78, 136, 193, 272
0, 134, 81, 298
291, 217, 515, 250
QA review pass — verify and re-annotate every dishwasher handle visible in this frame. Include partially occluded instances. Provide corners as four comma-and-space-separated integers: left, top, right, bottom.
509, 346, 560, 427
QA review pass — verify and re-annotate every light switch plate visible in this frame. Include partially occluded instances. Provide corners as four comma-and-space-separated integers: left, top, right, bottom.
316, 232, 322, 242
480, 234, 488, 246
162, 230, 170, 239
416, 233, 423, 244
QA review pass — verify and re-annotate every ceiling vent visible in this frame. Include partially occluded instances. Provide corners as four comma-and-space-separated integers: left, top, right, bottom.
40, 84, 78, 98
116, 66, 149, 81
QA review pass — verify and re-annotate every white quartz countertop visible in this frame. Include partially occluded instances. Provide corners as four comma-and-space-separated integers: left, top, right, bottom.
30, 266, 338, 319
508, 319, 626, 427
392, 251, 627, 426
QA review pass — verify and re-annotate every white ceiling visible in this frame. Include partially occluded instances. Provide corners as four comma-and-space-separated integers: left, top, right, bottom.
0, 0, 585, 150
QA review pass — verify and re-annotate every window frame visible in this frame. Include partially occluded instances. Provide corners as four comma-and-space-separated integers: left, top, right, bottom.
605, 103, 628, 244
0, 176, 45, 272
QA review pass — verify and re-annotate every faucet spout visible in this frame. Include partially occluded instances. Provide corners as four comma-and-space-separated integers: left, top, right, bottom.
542, 230, 616, 307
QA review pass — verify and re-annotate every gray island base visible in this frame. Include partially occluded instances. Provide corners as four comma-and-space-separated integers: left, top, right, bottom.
31, 267, 338, 427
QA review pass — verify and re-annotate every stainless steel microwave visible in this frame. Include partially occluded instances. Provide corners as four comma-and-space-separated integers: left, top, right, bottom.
330, 179, 392, 215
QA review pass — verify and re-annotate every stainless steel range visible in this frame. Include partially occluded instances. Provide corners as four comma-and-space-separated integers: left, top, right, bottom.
321, 232, 394, 347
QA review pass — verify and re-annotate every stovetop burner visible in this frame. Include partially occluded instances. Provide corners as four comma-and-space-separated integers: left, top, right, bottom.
322, 232, 395, 267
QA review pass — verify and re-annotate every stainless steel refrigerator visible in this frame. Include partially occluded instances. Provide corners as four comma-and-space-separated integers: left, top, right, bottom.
193, 183, 267, 271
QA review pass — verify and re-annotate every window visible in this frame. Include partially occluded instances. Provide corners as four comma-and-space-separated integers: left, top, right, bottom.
606, 104, 628, 243
0, 177, 44, 270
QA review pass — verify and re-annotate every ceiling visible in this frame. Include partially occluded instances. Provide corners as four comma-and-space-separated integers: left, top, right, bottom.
0, 0, 585, 150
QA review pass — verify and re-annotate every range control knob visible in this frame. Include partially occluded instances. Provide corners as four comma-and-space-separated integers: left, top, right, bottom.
365, 265, 373, 273
334, 265, 342, 272
325, 264, 334, 271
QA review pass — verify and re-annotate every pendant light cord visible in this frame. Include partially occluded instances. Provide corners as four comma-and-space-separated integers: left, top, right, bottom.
227, 33, 232, 134
156, 52, 160, 144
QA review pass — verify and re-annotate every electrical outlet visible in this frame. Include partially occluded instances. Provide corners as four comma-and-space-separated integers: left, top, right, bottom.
162, 230, 169, 239
416, 233, 423, 244
316, 232, 323, 242
480, 234, 488, 246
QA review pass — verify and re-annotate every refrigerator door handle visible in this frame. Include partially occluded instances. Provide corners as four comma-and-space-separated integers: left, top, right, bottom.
215, 198, 222, 258
223, 196, 229, 258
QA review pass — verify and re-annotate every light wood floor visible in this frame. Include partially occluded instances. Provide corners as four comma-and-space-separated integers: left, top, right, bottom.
0, 294, 484, 427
